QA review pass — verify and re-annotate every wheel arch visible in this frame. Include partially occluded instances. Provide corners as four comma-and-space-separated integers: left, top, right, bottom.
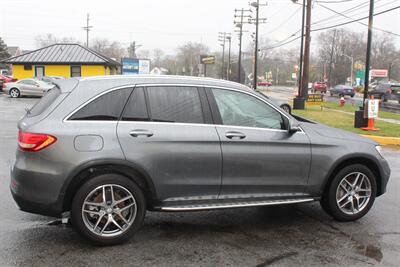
322, 155, 383, 197
61, 159, 158, 213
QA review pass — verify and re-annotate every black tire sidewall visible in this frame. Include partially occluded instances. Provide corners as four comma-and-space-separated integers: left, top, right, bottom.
327, 164, 377, 222
71, 173, 146, 246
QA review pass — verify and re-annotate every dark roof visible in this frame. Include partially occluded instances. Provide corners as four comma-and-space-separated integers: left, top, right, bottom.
2, 44, 121, 67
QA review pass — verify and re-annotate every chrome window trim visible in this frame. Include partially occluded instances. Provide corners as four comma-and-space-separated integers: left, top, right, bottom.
63, 85, 135, 122
63, 83, 298, 132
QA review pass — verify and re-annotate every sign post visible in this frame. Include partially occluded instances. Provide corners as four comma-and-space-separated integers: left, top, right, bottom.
361, 96, 380, 131
306, 93, 323, 108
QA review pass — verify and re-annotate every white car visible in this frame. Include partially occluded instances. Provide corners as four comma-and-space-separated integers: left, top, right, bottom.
4, 79, 55, 98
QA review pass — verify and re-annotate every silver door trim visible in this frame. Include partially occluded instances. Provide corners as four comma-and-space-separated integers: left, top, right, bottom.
160, 198, 315, 211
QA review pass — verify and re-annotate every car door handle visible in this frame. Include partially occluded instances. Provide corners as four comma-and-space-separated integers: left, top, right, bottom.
129, 129, 153, 137
225, 131, 246, 140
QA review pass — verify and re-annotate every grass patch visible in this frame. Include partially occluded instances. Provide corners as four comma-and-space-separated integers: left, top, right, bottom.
321, 101, 400, 121
293, 106, 400, 138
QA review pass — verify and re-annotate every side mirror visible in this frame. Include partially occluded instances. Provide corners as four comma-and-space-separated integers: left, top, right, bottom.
288, 124, 301, 134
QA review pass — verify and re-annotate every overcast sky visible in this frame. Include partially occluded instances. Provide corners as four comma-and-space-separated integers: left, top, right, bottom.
1, 0, 399, 55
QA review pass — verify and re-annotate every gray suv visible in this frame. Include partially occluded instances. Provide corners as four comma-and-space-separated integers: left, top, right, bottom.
10, 76, 390, 245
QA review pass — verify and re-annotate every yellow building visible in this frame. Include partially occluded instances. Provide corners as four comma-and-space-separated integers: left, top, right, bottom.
2, 43, 121, 80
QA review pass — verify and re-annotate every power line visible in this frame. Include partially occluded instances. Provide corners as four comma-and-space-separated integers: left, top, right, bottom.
260, 5, 400, 50
317, 2, 400, 37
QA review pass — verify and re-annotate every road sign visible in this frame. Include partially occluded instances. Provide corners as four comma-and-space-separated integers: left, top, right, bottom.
306, 94, 323, 106
370, 69, 388, 78
200, 55, 215, 64
367, 99, 380, 118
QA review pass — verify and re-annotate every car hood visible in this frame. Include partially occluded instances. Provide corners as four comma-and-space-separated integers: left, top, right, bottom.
300, 121, 377, 145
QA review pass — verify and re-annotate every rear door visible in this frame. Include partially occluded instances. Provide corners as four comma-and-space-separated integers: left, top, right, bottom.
117, 85, 222, 202
207, 88, 311, 199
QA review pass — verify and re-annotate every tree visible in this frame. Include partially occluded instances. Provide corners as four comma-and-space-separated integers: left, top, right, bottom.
35, 34, 79, 48
0, 37, 10, 60
176, 42, 209, 76
91, 38, 126, 60
152, 48, 165, 67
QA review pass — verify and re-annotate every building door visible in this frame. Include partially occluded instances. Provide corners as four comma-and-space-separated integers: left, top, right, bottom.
34, 66, 45, 78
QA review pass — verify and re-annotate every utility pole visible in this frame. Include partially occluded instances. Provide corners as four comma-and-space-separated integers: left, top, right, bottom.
363, 0, 374, 109
300, 0, 312, 105
82, 13, 93, 47
218, 32, 231, 80
227, 36, 232, 80
355, 0, 374, 128
249, 1, 267, 90
297, 0, 306, 103
234, 8, 252, 84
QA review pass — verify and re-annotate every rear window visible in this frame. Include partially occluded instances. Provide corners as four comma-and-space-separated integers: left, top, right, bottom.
28, 88, 60, 117
69, 88, 132, 121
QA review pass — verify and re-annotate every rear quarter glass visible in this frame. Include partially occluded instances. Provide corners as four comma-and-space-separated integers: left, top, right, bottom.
28, 88, 61, 117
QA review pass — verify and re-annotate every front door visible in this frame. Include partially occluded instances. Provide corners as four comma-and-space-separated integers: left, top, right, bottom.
117, 86, 222, 202
35, 66, 45, 79
207, 88, 311, 199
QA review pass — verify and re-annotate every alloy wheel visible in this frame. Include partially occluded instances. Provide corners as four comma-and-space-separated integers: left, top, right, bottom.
335, 172, 372, 215
81, 184, 137, 237
10, 89, 19, 98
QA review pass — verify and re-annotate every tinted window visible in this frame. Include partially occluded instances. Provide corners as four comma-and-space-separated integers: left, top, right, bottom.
146, 86, 204, 123
19, 79, 36, 85
28, 88, 61, 117
69, 88, 132, 120
122, 87, 149, 121
212, 89, 285, 130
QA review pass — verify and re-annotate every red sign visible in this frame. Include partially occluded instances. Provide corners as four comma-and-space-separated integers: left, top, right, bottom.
370, 69, 388, 78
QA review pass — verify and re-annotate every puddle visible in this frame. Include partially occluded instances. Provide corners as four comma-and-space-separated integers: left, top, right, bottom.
356, 244, 383, 262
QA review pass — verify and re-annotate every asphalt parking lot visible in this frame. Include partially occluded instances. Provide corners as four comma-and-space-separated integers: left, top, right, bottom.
0, 93, 399, 267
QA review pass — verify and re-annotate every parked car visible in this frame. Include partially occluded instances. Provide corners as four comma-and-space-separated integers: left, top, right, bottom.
4, 78, 55, 98
329, 85, 355, 97
0, 74, 17, 91
257, 81, 272, 87
312, 82, 327, 93
368, 83, 400, 104
11, 76, 390, 245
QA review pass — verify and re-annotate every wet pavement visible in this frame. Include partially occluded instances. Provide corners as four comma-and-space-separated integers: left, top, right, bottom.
0, 93, 399, 266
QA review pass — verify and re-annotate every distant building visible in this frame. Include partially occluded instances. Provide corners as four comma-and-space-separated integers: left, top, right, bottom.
2, 43, 121, 80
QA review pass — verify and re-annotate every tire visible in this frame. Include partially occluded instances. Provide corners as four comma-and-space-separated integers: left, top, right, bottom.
280, 104, 291, 114
71, 173, 146, 246
330, 92, 333, 96
320, 164, 377, 222
351, 94, 355, 98
9, 88, 20, 98
339, 93, 344, 97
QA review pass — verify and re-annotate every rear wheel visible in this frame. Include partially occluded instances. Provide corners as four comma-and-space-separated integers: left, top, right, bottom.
320, 164, 376, 221
280, 104, 291, 114
71, 173, 146, 245
9, 88, 20, 98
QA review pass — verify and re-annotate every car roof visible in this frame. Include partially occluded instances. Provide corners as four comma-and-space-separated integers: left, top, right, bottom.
59, 75, 253, 93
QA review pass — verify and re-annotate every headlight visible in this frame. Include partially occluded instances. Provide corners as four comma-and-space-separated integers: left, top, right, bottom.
375, 145, 384, 158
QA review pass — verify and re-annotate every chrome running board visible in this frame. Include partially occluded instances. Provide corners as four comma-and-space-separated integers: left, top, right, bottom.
159, 198, 315, 211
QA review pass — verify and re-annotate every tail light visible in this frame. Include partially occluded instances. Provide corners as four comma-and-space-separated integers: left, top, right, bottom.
386, 88, 392, 94
18, 131, 57, 152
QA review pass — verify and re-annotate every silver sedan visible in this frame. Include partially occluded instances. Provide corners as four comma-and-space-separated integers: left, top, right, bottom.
4, 79, 54, 98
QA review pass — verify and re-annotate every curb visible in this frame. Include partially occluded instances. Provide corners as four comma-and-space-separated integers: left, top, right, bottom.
361, 135, 400, 146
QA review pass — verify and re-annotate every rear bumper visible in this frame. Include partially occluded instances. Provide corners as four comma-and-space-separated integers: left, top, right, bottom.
10, 161, 64, 218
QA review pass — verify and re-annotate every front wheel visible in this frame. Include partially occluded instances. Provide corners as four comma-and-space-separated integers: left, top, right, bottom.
9, 88, 20, 98
320, 164, 376, 222
71, 174, 146, 245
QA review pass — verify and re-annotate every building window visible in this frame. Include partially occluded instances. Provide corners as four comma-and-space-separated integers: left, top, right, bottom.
71, 66, 81, 77
24, 64, 32, 70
